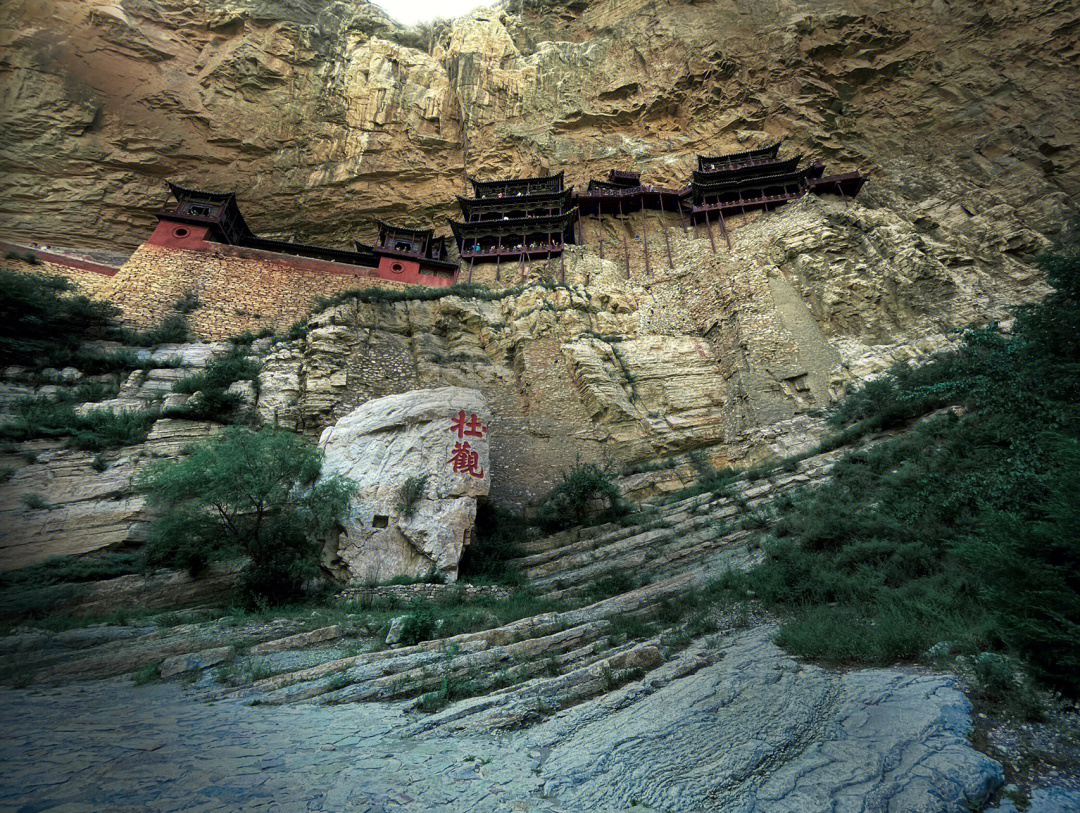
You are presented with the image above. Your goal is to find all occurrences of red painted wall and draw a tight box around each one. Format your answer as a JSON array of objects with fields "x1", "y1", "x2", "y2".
[
  {"x1": 146, "y1": 219, "x2": 457, "y2": 287},
  {"x1": 376, "y1": 255, "x2": 456, "y2": 288}
]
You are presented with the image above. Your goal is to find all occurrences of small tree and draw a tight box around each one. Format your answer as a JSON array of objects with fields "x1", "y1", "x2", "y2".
[
  {"x1": 138, "y1": 426, "x2": 355, "y2": 605},
  {"x1": 535, "y1": 463, "x2": 622, "y2": 531}
]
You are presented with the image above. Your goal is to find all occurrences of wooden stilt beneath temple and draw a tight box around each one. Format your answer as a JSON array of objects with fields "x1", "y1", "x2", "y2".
[
  {"x1": 659, "y1": 197, "x2": 674, "y2": 269},
  {"x1": 704, "y1": 212, "x2": 717, "y2": 253},
  {"x1": 717, "y1": 209, "x2": 731, "y2": 251},
  {"x1": 642, "y1": 215, "x2": 651, "y2": 277}
]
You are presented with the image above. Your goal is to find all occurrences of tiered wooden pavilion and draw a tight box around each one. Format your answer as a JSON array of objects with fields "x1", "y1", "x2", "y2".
[
  {"x1": 449, "y1": 173, "x2": 578, "y2": 279},
  {"x1": 689, "y1": 142, "x2": 865, "y2": 248}
]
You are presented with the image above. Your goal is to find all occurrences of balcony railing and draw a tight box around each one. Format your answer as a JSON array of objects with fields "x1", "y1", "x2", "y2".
[
  {"x1": 460, "y1": 243, "x2": 564, "y2": 260},
  {"x1": 692, "y1": 189, "x2": 805, "y2": 214},
  {"x1": 699, "y1": 155, "x2": 786, "y2": 174}
]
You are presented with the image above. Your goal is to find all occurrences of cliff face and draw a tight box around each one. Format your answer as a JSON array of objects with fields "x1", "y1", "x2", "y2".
[{"x1": 1, "y1": 0, "x2": 1076, "y2": 251}]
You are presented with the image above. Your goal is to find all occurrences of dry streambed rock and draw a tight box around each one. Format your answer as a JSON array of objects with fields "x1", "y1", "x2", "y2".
[{"x1": 318, "y1": 386, "x2": 491, "y2": 583}]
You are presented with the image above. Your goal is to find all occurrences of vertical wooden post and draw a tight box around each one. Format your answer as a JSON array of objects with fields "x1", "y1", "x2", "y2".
[
  {"x1": 577, "y1": 206, "x2": 585, "y2": 248},
  {"x1": 677, "y1": 197, "x2": 689, "y2": 233},
  {"x1": 468, "y1": 255, "x2": 474, "y2": 283},
  {"x1": 642, "y1": 213, "x2": 651, "y2": 277},
  {"x1": 560, "y1": 248, "x2": 565, "y2": 283},
  {"x1": 623, "y1": 229, "x2": 630, "y2": 279},
  {"x1": 705, "y1": 210, "x2": 717, "y2": 253},
  {"x1": 496, "y1": 234, "x2": 501, "y2": 281},
  {"x1": 659, "y1": 195, "x2": 673, "y2": 269},
  {"x1": 597, "y1": 213, "x2": 604, "y2": 260},
  {"x1": 718, "y1": 208, "x2": 732, "y2": 250},
  {"x1": 521, "y1": 232, "x2": 526, "y2": 282}
]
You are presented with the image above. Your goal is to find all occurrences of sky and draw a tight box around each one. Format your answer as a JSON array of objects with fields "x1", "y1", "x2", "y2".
[{"x1": 373, "y1": 0, "x2": 498, "y2": 26}]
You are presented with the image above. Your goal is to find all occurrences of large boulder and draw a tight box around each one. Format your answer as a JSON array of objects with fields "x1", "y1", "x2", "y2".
[{"x1": 318, "y1": 387, "x2": 491, "y2": 584}]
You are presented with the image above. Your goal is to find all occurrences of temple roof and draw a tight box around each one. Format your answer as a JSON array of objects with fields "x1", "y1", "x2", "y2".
[
  {"x1": 447, "y1": 208, "x2": 578, "y2": 242},
  {"x1": 376, "y1": 219, "x2": 435, "y2": 239},
  {"x1": 241, "y1": 235, "x2": 380, "y2": 267},
  {"x1": 697, "y1": 141, "x2": 783, "y2": 170},
  {"x1": 166, "y1": 182, "x2": 239, "y2": 205},
  {"x1": 468, "y1": 171, "x2": 565, "y2": 196},
  {"x1": 692, "y1": 154, "x2": 802, "y2": 184},
  {"x1": 456, "y1": 188, "x2": 572, "y2": 210},
  {"x1": 692, "y1": 163, "x2": 823, "y2": 194}
]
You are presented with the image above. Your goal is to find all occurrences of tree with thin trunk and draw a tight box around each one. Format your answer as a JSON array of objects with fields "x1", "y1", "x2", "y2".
[{"x1": 138, "y1": 426, "x2": 354, "y2": 605}]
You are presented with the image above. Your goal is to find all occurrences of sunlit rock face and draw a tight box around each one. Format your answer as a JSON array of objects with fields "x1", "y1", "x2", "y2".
[
  {"x1": 318, "y1": 387, "x2": 491, "y2": 584},
  {"x1": 0, "y1": 0, "x2": 1075, "y2": 253}
]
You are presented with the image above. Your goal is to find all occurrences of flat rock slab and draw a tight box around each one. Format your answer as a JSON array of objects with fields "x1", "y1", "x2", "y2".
[
  {"x1": 0, "y1": 626, "x2": 1002, "y2": 812},
  {"x1": 525, "y1": 626, "x2": 1003, "y2": 811}
]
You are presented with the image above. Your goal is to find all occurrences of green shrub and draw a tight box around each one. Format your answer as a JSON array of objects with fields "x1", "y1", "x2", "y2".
[
  {"x1": 729, "y1": 239, "x2": 1080, "y2": 705},
  {"x1": 173, "y1": 290, "x2": 200, "y2": 315},
  {"x1": 165, "y1": 350, "x2": 258, "y2": 423},
  {"x1": 112, "y1": 312, "x2": 190, "y2": 346},
  {"x1": 687, "y1": 448, "x2": 715, "y2": 481},
  {"x1": 0, "y1": 553, "x2": 142, "y2": 590},
  {"x1": 130, "y1": 662, "x2": 161, "y2": 685},
  {"x1": 0, "y1": 396, "x2": 157, "y2": 450},
  {"x1": 397, "y1": 475, "x2": 428, "y2": 518},
  {"x1": 138, "y1": 426, "x2": 355, "y2": 606},
  {"x1": 0, "y1": 269, "x2": 118, "y2": 363},
  {"x1": 172, "y1": 353, "x2": 258, "y2": 395},
  {"x1": 396, "y1": 601, "x2": 438, "y2": 646},
  {"x1": 535, "y1": 463, "x2": 623, "y2": 531},
  {"x1": 21, "y1": 492, "x2": 51, "y2": 510}
]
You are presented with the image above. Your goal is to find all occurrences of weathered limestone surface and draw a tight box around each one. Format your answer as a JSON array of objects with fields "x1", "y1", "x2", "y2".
[
  {"x1": 0, "y1": 627, "x2": 1005, "y2": 812},
  {"x1": 254, "y1": 192, "x2": 1050, "y2": 508},
  {"x1": 319, "y1": 387, "x2": 491, "y2": 583},
  {"x1": 525, "y1": 626, "x2": 1003, "y2": 812},
  {"x1": 0, "y1": 0, "x2": 1076, "y2": 255}
]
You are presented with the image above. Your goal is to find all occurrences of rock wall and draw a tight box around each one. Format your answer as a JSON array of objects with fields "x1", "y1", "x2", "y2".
[
  {"x1": 255, "y1": 191, "x2": 1051, "y2": 508},
  {"x1": 0, "y1": 0, "x2": 1075, "y2": 255}
]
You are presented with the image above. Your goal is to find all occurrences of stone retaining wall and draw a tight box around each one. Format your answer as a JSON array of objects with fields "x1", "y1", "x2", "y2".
[
  {"x1": 110, "y1": 243, "x2": 410, "y2": 340},
  {"x1": 335, "y1": 583, "x2": 513, "y2": 605}
]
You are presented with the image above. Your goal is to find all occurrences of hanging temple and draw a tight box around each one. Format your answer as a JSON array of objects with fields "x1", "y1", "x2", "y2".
[{"x1": 150, "y1": 143, "x2": 865, "y2": 288}]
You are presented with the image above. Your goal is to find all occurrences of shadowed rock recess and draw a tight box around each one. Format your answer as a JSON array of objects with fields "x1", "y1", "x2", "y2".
[{"x1": 0, "y1": 0, "x2": 1078, "y2": 811}]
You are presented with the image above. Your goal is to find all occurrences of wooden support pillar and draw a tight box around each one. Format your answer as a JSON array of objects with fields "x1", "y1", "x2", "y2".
[
  {"x1": 677, "y1": 198, "x2": 689, "y2": 233},
  {"x1": 467, "y1": 255, "x2": 474, "y2": 284},
  {"x1": 577, "y1": 207, "x2": 585, "y2": 247},
  {"x1": 642, "y1": 214, "x2": 651, "y2": 277},
  {"x1": 704, "y1": 210, "x2": 717, "y2": 253},
  {"x1": 496, "y1": 234, "x2": 501, "y2": 281},
  {"x1": 597, "y1": 213, "x2": 604, "y2": 260},
  {"x1": 718, "y1": 208, "x2": 732, "y2": 251},
  {"x1": 659, "y1": 196, "x2": 673, "y2": 269},
  {"x1": 520, "y1": 232, "x2": 526, "y2": 282},
  {"x1": 623, "y1": 229, "x2": 630, "y2": 279},
  {"x1": 560, "y1": 248, "x2": 565, "y2": 283}
]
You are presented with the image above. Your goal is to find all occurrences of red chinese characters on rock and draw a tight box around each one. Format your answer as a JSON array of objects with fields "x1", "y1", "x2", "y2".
[
  {"x1": 448, "y1": 441, "x2": 484, "y2": 478},
  {"x1": 447, "y1": 411, "x2": 487, "y2": 479},
  {"x1": 449, "y1": 410, "x2": 488, "y2": 440}
]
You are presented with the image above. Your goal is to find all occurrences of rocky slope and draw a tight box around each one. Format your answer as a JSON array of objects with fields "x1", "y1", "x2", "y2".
[{"x1": 0, "y1": 0, "x2": 1076, "y2": 252}]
